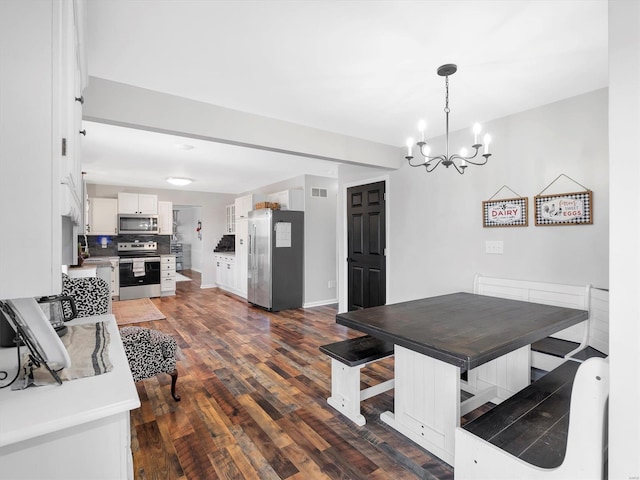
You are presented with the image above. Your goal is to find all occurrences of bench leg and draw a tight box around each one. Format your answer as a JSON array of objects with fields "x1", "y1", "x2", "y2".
[{"x1": 326, "y1": 359, "x2": 367, "y2": 426}]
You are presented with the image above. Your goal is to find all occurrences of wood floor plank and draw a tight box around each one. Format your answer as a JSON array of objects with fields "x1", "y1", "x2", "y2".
[{"x1": 127, "y1": 271, "x2": 457, "y2": 479}]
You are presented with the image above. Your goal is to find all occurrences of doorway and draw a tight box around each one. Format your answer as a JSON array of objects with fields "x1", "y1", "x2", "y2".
[{"x1": 346, "y1": 181, "x2": 386, "y2": 311}]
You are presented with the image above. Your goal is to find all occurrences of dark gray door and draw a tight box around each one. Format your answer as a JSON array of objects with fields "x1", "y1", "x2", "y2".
[{"x1": 347, "y1": 181, "x2": 386, "y2": 311}]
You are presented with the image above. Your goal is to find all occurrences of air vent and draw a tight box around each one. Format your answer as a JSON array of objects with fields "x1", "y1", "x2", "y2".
[{"x1": 311, "y1": 188, "x2": 328, "y2": 198}]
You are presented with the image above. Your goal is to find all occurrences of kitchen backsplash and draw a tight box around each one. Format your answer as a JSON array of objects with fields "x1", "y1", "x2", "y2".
[{"x1": 80, "y1": 234, "x2": 171, "y2": 257}]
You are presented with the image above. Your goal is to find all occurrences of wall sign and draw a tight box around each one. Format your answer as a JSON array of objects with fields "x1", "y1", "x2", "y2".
[
  {"x1": 534, "y1": 190, "x2": 593, "y2": 226},
  {"x1": 482, "y1": 197, "x2": 528, "y2": 228}
]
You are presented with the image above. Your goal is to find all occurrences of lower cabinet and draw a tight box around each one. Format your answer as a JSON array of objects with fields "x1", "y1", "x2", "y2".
[
  {"x1": 215, "y1": 254, "x2": 238, "y2": 294},
  {"x1": 161, "y1": 255, "x2": 176, "y2": 296}
]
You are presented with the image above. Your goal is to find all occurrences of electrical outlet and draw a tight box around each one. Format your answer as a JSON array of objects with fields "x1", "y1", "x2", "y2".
[{"x1": 485, "y1": 240, "x2": 504, "y2": 254}]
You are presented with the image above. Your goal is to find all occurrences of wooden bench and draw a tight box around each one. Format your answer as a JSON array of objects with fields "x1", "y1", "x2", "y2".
[
  {"x1": 473, "y1": 274, "x2": 596, "y2": 371},
  {"x1": 455, "y1": 357, "x2": 609, "y2": 479},
  {"x1": 320, "y1": 335, "x2": 394, "y2": 426}
]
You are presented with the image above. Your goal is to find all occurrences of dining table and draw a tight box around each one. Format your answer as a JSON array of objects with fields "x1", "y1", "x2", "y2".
[{"x1": 335, "y1": 292, "x2": 588, "y2": 465}]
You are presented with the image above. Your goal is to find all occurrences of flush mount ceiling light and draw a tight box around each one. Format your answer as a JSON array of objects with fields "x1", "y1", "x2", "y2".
[
  {"x1": 405, "y1": 64, "x2": 492, "y2": 174},
  {"x1": 166, "y1": 177, "x2": 192, "y2": 186}
]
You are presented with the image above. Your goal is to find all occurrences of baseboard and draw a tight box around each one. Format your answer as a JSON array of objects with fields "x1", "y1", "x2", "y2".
[
  {"x1": 303, "y1": 298, "x2": 338, "y2": 308},
  {"x1": 200, "y1": 283, "x2": 217, "y2": 289}
]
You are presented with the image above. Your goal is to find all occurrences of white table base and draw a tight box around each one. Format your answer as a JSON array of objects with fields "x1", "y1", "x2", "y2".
[{"x1": 380, "y1": 345, "x2": 530, "y2": 465}]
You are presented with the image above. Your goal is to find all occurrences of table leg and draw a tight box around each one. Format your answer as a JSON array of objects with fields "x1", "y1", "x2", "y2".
[
  {"x1": 380, "y1": 345, "x2": 459, "y2": 465},
  {"x1": 464, "y1": 345, "x2": 530, "y2": 404}
]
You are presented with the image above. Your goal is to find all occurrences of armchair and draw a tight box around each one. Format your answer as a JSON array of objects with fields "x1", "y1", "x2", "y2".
[
  {"x1": 119, "y1": 326, "x2": 180, "y2": 401},
  {"x1": 61, "y1": 273, "x2": 111, "y2": 317}
]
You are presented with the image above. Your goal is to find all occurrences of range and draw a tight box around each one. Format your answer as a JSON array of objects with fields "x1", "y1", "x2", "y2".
[{"x1": 118, "y1": 241, "x2": 161, "y2": 300}]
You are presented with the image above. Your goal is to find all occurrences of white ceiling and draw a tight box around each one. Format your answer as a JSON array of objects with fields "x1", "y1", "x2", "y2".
[{"x1": 83, "y1": 0, "x2": 608, "y2": 193}]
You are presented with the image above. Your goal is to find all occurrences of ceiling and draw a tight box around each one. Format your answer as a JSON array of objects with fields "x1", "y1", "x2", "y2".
[{"x1": 83, "y1": 0, "x2": 608, "y2": 194}]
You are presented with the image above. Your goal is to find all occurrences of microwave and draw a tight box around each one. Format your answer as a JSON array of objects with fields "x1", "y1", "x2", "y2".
[{"x1": 118, "y1": 214, "x2": 159, "y2": 234}]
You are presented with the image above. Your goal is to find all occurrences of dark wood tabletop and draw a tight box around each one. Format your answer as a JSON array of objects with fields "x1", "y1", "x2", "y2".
[{"x1": 336, "y1": 292, "x2": 588, "y2": 370}]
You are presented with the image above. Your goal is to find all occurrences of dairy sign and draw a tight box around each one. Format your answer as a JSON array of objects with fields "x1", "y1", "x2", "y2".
[
  {"x1": 534, "y1": 191, "x2": 593, "y2": 226},
  {"x1": 482, "y1": 197, "x2": 528, "y2": 228}
]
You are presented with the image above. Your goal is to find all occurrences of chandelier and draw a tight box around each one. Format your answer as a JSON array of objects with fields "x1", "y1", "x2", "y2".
[{"x1": 405, "y1": 64, "x2": 492, "y2": 174}]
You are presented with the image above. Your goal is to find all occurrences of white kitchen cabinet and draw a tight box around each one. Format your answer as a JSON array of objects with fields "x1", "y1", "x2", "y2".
[
  {"x1": 158, "y1": 201, "x2": 173, "y2": 235},
  {"x1": 225, "y1": 204, "x2": 236, "y2": 234},
  {"x1": 235, "y1": 219, "x2": 249, "y2": 298},
  {"x1": 160, "y1": 255, "x2": 176, "y2": 296},
  {"x1": 234, "y1": 194, "x2": 265, "y2": 220},
  {"x1": 58, "y1": 0, "x2": 86, "y2": 229},
  {"x1": 267, "y1": 189, "x2": 305, "y2": 211},
  {"x1": 88, "y1": 197, "x2": 118, "y2": 235},
  {"x1": 215, "y1": 254, "x2": 237, "y2": 293},
  {"x1": 0, "y1": 0, "x2": 85, "y2": 298},
  {"x1": 0, "y1": 315, "x2": 140, "y2": 480},
  {"x1": 118, "y1": 192, "x2": 158, "y2": 214}
]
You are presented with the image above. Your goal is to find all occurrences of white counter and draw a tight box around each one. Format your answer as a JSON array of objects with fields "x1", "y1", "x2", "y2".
[{"x1": 0, "y1": 314, "x2": 140, "y2": 479}]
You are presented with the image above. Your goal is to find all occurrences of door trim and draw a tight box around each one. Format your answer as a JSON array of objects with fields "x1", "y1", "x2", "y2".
[{"x1": 340, "y1": 174, "x2": 390, "y2": 313}]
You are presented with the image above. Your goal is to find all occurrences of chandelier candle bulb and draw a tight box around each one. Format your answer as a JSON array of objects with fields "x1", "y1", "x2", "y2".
[
  {"x1": 484, "y1": 134, "x2": 491, "y2": 154},
  {"x1": 473, "y1": 123, "x2": 482, "y2": 144},
  {"x1": 406, "y1": 137, "x2": 414, "y2": 157},
  {"x1": 418, "y1": 120, "x2": 426, "y2": 142}
]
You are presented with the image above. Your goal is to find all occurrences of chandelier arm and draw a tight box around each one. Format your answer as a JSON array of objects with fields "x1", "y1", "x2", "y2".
[
  {"x1": 450, "y1": 161, "x2": 467, "y2": 175},
  {"x1": 450, "y1": 153, "x2": 492, "y2": 166},
  {"x1": 424, "y1": 157, "x2": 446, "y2": 172},
  {"x1": 406, "y1": 156, "x2": 426, "y2": 168}
]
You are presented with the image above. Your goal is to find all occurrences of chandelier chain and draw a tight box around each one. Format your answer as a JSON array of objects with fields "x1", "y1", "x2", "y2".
[{"x1": 444, "y1": 75, "x2": 450, "y2": 114}]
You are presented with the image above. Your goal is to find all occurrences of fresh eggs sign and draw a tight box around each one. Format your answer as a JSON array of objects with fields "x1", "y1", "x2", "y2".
[
  {"x1": 483, "y1": 197, "x2": 528, "y2": 228},
  {"x1": 534, "y1": 191, "x2": 593, "y2": 226}
]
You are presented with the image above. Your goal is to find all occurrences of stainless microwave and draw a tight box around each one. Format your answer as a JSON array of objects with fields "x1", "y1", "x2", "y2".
[{"x1": 117, "y1": 214, "x2": 159, "y2": 234}]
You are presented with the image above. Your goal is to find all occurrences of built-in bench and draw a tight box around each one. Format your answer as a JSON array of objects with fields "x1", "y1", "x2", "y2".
[
  {"x1": 320, "y1": 335, "x2": 394, "y2": 426},
  {"x1": 455, "y1": 356, "x2": 609, "y2": 479},
  {"x1": 473, "y1": 275, "x2": 609, "y2": 371}
]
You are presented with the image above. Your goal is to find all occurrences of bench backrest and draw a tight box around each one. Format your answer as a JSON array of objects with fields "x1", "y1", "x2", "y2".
[
  {"x1": 473, "y1": 274, "x2": 591, "y2": 346},
  {"x1": 589, "y1": 288, "x2": 609, "y2": 355},
  {"x1": 563, "y1": 356, "x2": 609, "y2": 478}
]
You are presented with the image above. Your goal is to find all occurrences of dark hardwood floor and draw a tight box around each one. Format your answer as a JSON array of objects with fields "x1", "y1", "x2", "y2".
[{"x1": 128, "y1": 271, "x2": 466, "y2": 479}]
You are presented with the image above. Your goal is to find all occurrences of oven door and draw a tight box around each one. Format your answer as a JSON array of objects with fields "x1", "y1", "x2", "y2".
[{"x1": 119, "y1": 258, "x2": 161, "y2": 287}]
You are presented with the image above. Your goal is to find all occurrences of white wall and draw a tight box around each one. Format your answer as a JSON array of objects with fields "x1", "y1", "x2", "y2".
[
  {"x1": 303, "y1": 175, "x2": 338, "y2": 306},
  {"x1": 609, "y1": 1, "x2": 640, "y2": 476},
  {"x1": 391, "y1": 89, "x2": 608, "y2": 304},
  {"x1": 87, "y1": 184, "x2": 234, "y2": 287}
]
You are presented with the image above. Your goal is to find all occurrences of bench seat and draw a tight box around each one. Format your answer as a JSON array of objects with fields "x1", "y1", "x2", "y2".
[
  {"x1": 455, "y1": 357, "x2": 609, "y2": 479},
  {"x1": 532, "y1": 337, "x2": 607, "y2": 362},
  {"x1": 320, "y1": 335, "x2": 394, "y2": 426},
  {"x1": 462, "y1": 360, "x2": 580, "y2": 468},
  {"x1": 319, "y1": 335, "x2": 394, "y2": 367}
]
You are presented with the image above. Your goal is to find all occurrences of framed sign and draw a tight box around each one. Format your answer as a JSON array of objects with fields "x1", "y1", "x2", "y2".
[
  {"x1": 534, "y1": 190, "x2": 593, "y2": 226},
  {"x1": 482, "y1": 197, "x2": 528, "y2": 228}
]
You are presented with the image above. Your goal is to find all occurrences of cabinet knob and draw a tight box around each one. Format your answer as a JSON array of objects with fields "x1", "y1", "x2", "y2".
[
  {"x1": 79, "y1": 129, "x2": 86, "y2": 136},
  {"x1": 75, "y1": 95, "x2": 85, "y2": 104}
]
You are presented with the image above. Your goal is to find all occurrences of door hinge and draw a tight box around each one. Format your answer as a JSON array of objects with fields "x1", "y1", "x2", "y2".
[
  {"x1": 383, "y1": 192, "x2": 387, "y2": 201},
  {"x1": 61, "y1": 138, "x2": 67, "y2": 156}
]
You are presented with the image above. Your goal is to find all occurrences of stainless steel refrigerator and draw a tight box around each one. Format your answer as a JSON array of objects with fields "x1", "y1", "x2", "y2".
[{"x1": 247, "y1": 209, "x2": 304, "y2": 311}]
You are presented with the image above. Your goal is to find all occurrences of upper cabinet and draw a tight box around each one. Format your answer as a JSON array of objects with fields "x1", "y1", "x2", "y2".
[
  {"x1": 87, "y1": 198, "x2": 118, "y2": 235},
  {"x1": 118, "y1": 192, "x2": 158, "y2": 214},
  {"x1": 225, "y1": 204, "x2": 235, "y2": 234},
  {"x1": 59, "y1": 0, "x2": 87, "y2": 227},
  {"x1": 267, "y1": 189, "x2": 305, "y2": 211},
  {"x1": 234, "y1": 194, "x2": 265, "y2": 220},
  {"x1": 158, "y1": 201, "x2": 173, "y2": 235},
  {"x1": 0, "y1": 0, "x2": 86, "y2": 298}
]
